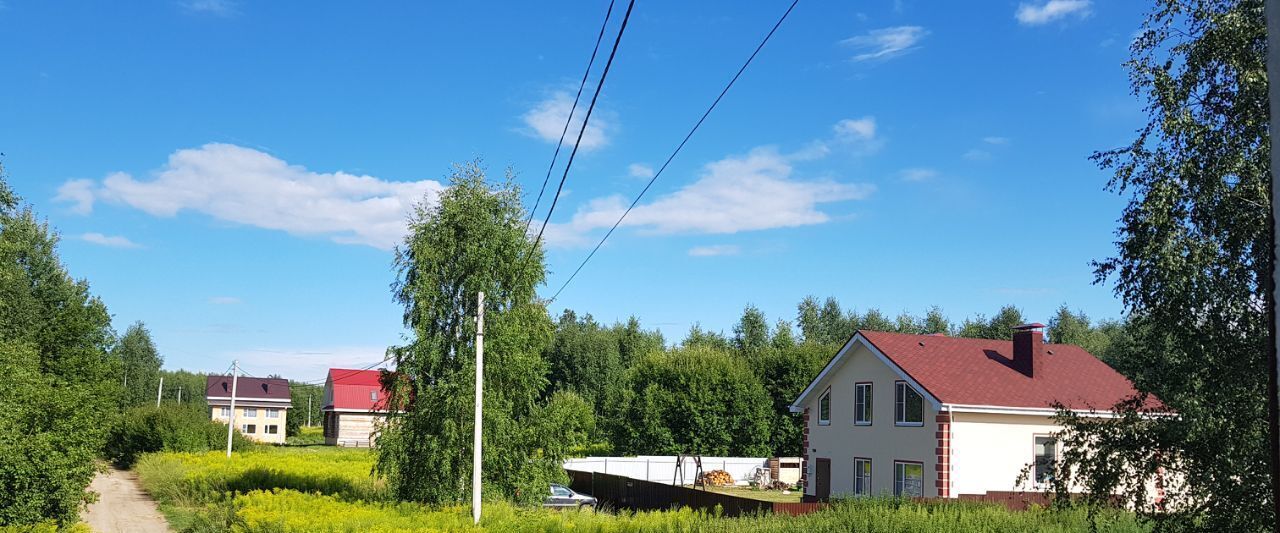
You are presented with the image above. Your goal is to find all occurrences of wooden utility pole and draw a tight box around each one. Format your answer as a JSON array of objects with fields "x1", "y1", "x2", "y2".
[
  {"x1": 472, "y1": 291, "x2": 485, "y2": 525},
  {"x1": 1268, "y1": 1, "x2": 1280, "y2": 528},
  {"x1": 226, "y1": 361, "x2": 240, "y2": 458},
  {"x1": 155, "y1": 376, "x2": 164, "y2": 407}
]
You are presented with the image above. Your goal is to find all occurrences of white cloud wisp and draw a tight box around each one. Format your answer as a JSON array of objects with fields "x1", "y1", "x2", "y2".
[
  {"x1": 1016, "y1": 0, "x2": 1091, "y2": 26},
  {"x1": 521, "y1": 92, "x2": 612, "y2": 151},
  {"x1": 841, "y1": 26, "x2": 928, "y2": 62}
]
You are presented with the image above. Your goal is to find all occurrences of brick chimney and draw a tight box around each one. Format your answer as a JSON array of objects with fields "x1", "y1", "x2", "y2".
[{"x1": 1011, "y1": 323, "x2": 1045, "y2": 378}]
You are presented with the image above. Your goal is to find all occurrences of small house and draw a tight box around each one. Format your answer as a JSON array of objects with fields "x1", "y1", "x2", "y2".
[
  {"x1": 206, "y1": 375, "x2": 292, "y2": 444},
  {"x1": 321, "y1": 368, "x2": 392, "y2": 447},
  {"x1": 790, "y1": 323, "x2": 1162, "y2": 501}
]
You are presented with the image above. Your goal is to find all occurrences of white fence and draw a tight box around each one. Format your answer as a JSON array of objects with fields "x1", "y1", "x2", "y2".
[{"x1": 563, "y1": 456, "x2": 770, "y2": 486}]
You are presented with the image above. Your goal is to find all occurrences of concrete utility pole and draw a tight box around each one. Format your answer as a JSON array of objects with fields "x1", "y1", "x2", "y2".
[
  {"x1": 177, "y1": 386, "x2": 182, "y2": 404},
  {"x1": 307, "y1": 394, "x2": 312, "y2": 427},
  {"x1": 472, "y1": 291, "x2": 485, "y2": 525},
  {"x1": 155, "y1": 376, "x2": 164, "y2": 407},
  {"x1": 1268, "y1": 1, "x2": 1280, "y2": 528},
  {"x1": 226, "y1": 361, "x2": 240, "y2": 458}
]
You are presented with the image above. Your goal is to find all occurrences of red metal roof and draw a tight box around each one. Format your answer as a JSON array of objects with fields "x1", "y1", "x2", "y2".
[
  {"x1": 325, "y1": 368, "x2": 391, "y2": 411},
  {"x1": 858, "y1": 331, "x2": 1161, "y2": 411}
]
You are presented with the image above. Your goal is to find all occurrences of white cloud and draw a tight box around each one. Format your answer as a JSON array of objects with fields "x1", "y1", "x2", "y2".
[
  {"x1": 1015, "y1": 0, "x2": 1091, "y2": 26},
  {"x1": 841, "y1": 26, "x2": 928, "y2": 62},
  {"x1": 79, "y1": 232, "x2": 142, "y2": 249},
  {"x1": 546, "y1": 146, "x2": 874, "y2": 246},
  {"x1": 963, "y1": 149, "x2": 992, "y2": 161},
  {"x1": 899, "y1": 168, "x2": 938, "y2": 182},
  {"x1": 827, "y1": 116, "x2": 883, "y2": 155},
  {"x1": 628, "y1": 163, "x2": 654, "y2": 179},
  {"x1": 688, "y1": 244, "x2": 741, "y2": 257},
  {"x1": 982, "y1": 136, "x2": 1010, "y2": 145},
  {"x1": 57, "y1": 143, "x2": 443, "y2": 250},
  {"x1": 834, "y1": 117, "x2": 876, "y2": 142},
  {"x1": 55, "y1": 179, "x2": 96, "y2": 214},
  {"x1": 209, "y1": 296, "x2": 242, "y2": 305},
  {"x1": 181, "y1": 0, "x2": 237, "y2": 16},
  {"x1": 521, "y1": 92, "x2": 611, "y2": 151}
]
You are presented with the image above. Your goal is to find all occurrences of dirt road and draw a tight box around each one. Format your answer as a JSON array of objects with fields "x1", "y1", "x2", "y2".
[{"x1": 81, "y1": 468, "x2": 170, "y2": 533}]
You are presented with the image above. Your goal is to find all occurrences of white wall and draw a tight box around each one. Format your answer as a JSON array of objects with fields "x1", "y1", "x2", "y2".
[
  {"x1": 563, "y1": 456, "x2": 771, "y2": 486},
  {"x1": 802, "y1": 341, "x2": 939, "y2": 498}
]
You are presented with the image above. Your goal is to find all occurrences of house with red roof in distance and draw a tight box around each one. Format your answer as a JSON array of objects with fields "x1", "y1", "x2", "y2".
[
  {"x1": 206, "y1": 375, "x2": 292, "y2": 444},
  {"x1": 321, "y1": 368, "x2": 393, "y2": 447},
  {"x1": 790, "y1": 323, "x2": 1164, "y2": 502}
]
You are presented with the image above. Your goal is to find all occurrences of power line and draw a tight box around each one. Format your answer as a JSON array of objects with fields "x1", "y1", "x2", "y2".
[
  {"x1": 550, "y1": 0, "x2": 799, "y2": 302},
  {"x1": 525, "y1": 0, "x2": 618, "y2": 235},
  {"x1": 298, "y1": 356, "x2": 392, "y2": 386},
  {"x1": 526, "y1": 0, "x2": 637, "y2": 267}
]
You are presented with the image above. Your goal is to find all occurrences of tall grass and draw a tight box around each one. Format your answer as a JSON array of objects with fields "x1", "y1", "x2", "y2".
[{"x1": 133, "y1": 446, "x2": 1149, "y2": 532}]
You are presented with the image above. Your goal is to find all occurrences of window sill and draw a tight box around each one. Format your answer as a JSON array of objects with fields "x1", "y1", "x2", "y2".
[
  {"x1": 894, "y1": 422, "x2": 924, "y2": 427},
  {"x1": 854, "y1": 421, "x2": 871, "y2": 426},
  {"x1": 817, "y1": 420, "x2": 831, "y2": 426}
]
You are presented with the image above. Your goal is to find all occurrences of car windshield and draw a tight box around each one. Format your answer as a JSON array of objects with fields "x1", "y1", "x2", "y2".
[{"x1": 550, "y1": 485, "x2": 571, "y2": 497}]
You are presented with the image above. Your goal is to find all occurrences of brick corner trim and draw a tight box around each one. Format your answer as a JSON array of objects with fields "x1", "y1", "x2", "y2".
[{"x1": 935, "y1": 411, "x2": 952, "y2": 498}]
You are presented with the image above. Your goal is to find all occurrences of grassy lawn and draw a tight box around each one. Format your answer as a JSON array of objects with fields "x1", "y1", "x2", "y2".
[
  {"x1": 285, "y1": 426, "x2": 325, "y2": 446},
  {"x1": 129, "y1": 445, "x2": 1149, "y2": 532},
  {"x1": 704, "y1": 485, "x2": 803, "y2": 503}
]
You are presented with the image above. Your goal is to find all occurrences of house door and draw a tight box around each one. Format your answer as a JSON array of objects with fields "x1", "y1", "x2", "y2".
[{"x1": 815, "y1": 458, "x2": 831, "y2": 499}]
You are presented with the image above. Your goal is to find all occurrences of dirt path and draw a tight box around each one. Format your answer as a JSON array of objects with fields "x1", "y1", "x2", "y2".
[{"x1": 81, "y1": 468, "x2": 171, "y2": 533}]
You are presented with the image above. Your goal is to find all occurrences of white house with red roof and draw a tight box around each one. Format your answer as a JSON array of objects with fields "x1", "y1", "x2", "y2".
[
  {"x1": 321, "y1": 368, "x2": 392, "y2": 447},
  {"x1": 790, "y1": 323, "x2": 1160, "y2": 501}
]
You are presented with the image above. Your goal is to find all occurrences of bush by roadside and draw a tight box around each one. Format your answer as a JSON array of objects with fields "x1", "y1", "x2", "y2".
[{"x1": 105, "y1": 406, "x2": 254, "y2": 468}]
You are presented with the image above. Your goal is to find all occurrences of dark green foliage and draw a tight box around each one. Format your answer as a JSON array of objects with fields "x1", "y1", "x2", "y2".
[
  {"x1": 105, "y1": 405, "x2": 254, "y2": 467},
  {"x1": 0, "y1": 166, "x2": 118, "y2": 526},
  {"x1": 681, "y1": 323, "x2": 732, "y2": 351},
  {"x1": 732, "y1": 304, "x2": 770, "y2": 355},
  {"x1": 956, "y1": 305, "x2": 1026, "y2": 340},
  {"x1": 756, "y1": 344, "x2": 830, "y2": 456},
  {"x1": 770, "y1": 319, "x2": 796, "y2": 350},
  {"x1": 1046, "y1": 1, "x2": 1272, "y2": 529},
  {"x1": 610, "y1": 346, "x2": 772, "y2": 456},
  {"x1": 157, "y1": 369, "x2": 208, "y2": 412},
  {"x1": 545, "y1": 310, "x2": 622, "y2": 415},
  {"x1": 377, "y1": 161, "x2": 567, "y2": 506},
  {"x1": 613, "y1": 316, "x2": 664, "y2": 368}
]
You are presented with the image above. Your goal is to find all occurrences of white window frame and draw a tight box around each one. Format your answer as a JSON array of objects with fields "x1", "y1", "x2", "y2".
[
  {"x1": 219, "y1": 407, "x2": 230, "y2": 418},
  {"x1": 1032, "y1": 435, "x2": 1058, "y2": 487},
  {"x1": 370, "y1": 390, "x2": 379, "y2": 401},
  {"x1": 817, "y1": 387, "x2": 832, "y2": 426},
  {"x1": 243, "y1": 407, "x2": 257, "y2": 418},
  {"x1": 854, "y1": 382, "x2": 873, "y2": 426},
  {"x1": 853, "y1": 458, "x2": 872, "y2": 496},
  {"x1": 893, "y1": 461, "x2": 923, "y2": 497},
  {"x1": 265, "y1": 425, "x2": 279, "y2": 435},
  {"x1": 894, "y1": 381, "x2": 924, "y2": 427},
  {"x1": 265, "y1": 408, "x2": 279, "y2": 419},
  {"x1": 241, "y1": 424, "x2": 256, "y2": 434}
]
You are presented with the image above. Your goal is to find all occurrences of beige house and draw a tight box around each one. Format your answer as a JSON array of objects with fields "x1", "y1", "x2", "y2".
[
  {"x1": 790, "y1": 324, "x2": 1159, "y2": 500},
  {"x1": 206, "y1": 375, "x2": 292, "y2": 444},
  {"x1": 321, "y1": 368, "x2": 392, "y2": 447}
]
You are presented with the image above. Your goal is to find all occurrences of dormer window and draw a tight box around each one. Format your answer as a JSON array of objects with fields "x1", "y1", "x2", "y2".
[
  {"x1": 817, "y1": 387, "x2": 831, "y2": 426},
  {"x1": 894, "y1": 381, "x2": 924, "y2": 426}
]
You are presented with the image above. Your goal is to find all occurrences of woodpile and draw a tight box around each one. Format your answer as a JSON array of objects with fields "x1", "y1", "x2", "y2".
[{"x1": 699, "y1": 469, "x2": 734, "y2": 487}]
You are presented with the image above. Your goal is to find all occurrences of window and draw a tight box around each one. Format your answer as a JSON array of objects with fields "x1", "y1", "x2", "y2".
[
  {"x1": 265, "y1": 408, "x2": 279, "y2": 419},
  {"x1": 894, "y1": 382, "x2": 924, "y2": 426},
  {"x1": 265, "y1": 425, "x2": 279, "y2": 435},
  {"x1": 551, "y1": 485, "x2": 572, "y2": 497},
  {"x1": 1034, "y1": 436, "x2": 1058, "y2": 485},
  {"x1": 817, "y1": 388, "x2": 831, "y2": 425},
  {"x1": 854, "y1": 383, "x2": 873, "y2": 425},
  {"x1": 854, "y1": 458, "x2": 872, "y2": 496},
  {"x1": 894, "y1": 461, "x2": 923, "y2": 497},
  {"x1": 243, "y1": 407, "x2": 257, "y2": 418},
  {"x1": 219, "y1": 407, "x2": 230, "y2": 418},
  {"x1": 241, "y1": 424, "x2": 256, "y2": 434},
  {"x1": 370, "y1": 390, "x2": 379, "y2": 401}
]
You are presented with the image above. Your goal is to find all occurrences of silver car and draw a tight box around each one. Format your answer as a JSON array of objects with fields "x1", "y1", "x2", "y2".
[{"x1": 544, "y1": 483, "x2": 597, "y2": 510}]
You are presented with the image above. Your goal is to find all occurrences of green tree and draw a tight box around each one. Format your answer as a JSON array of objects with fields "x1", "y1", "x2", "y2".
[
  {"x1": 545, "y1": 309, "x2": 623, "y2": 415},
  {"x1": 756, "y1": 343, "x2": 829, "y2": 456},
  {"x1": 1043, "y1": 1, "x2": 1271, "y2": 529},
  {"x1": 796, "y1": 295, "x2": 822, "y2": 344},
  {"x1": 957, "y1": 305, "x2": 1026, "y2": 340},
  {"x1": 770, "y1": 318, "x2": 796, "y2": 350},
  {"x1": 115, "y1": 322, "x2": 163, "y2": 408},
  {"x1": 817, "y1": 297, "x2": 848, "y2": 345},
  {"x1": 921, "y1": 306, "x2": 951, "y2": 335},
  {"x1": 0, "y1": 166, "x2": 118, "y2": 525},
  {"x1": 1046, "y1": 305, "x2": 1115, "y2": 357},
  {"x1": 732, "y1": 304, "x2": 770, "y2": 356},
  {"x1": 611, "y1": 346, "x2": 771, "y2": 456},
  {"x1": 681, "y1": 323, "x2": 731, "y2": 351},
  {"x1": 288, "y1": 381, "x2": 323, "y2": 437},
  {"x1": 376, "y1": 161, "x2": 561, "y2": 505},
  {"x1": 857, "y1": 308, "x2": 894, "y2": 333},
  {"x1": 613, "y1": 316, "x2": 663, "y2": 368}
]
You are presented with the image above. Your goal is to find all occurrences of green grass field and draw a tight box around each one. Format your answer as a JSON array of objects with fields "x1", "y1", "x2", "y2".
[
  {"x1": 132, "y1": 446, "x2": 1151, "y2": 532},
  {"x1": 703, "y1": 485, "x2": 802, "y2": 503}
]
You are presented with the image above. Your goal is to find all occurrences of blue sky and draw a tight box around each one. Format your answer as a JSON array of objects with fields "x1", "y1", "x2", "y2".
[{"x1": 0, "y1": 0, "x2": 1147, "y2": 379}]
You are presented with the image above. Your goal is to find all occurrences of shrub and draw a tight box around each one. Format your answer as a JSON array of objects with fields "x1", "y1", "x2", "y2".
[{"x1": 105, "y1": 405, "x2": 254, "y2": 467}]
